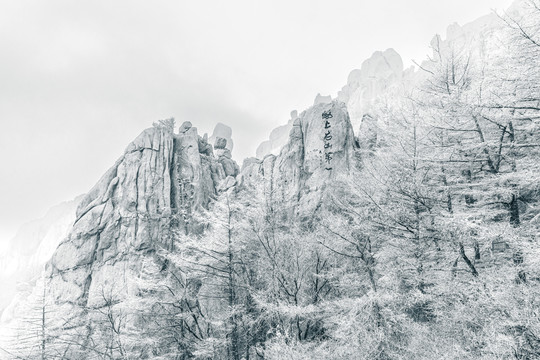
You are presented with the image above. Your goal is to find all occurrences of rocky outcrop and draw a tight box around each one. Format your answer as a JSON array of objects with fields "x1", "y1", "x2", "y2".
[
  {"x1": 209, "y1": 122, "x2": 234, "y2": 153},
  {"x1": 258, "y1": 50, "x2": 406, "y2": 159},
  {"x1": 242, "y1": 101, "x2": 358, "y2": 220},
  {"x1": 2, "y1": 98, "x2": 358, "y2": 358},
  {"x1": 40, "y1": 119, "x2": 239, "y2": 316},
  {"x1": 1, "y1": 101, "x2": 356, "y2": 358},
  {"x1": 256, "y1": 94, "x2": 337, "y2": 159}
]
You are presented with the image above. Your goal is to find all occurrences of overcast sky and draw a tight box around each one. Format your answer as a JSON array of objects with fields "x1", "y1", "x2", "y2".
[{"x1": 0, "y1": 0, "x2": 514, "y2": 246}]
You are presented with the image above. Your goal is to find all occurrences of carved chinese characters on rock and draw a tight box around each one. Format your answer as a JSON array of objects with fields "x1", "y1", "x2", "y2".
[{"x1": 322, "y1": 109, "x2": 333, "y2": 170}]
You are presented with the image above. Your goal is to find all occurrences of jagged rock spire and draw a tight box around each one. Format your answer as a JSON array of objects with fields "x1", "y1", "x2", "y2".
[{"x1": 46, "y1": 119, "x2": 240, "y2": 310}]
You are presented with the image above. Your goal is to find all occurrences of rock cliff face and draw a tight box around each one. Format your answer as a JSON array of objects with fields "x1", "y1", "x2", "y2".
[
  {"x1": 1, "y1": 101, "x2": 359, "y2": 357},
  {"x1": 255, "y1": 93, "x2": 336, "y2": 159},
  {"x1": 257, "y1": 49, "x2": 407, "y2": 158},
  {"x1": 243, "y1": 101, "x2": 358, "y2": 220},
  {"x1": 44, "y1": 119, "x2": 239, "y2": 312},
  {"x1": 35, "y1": 100, "x2": 356, "y2": 316},
  {"x1": 0, "y1": 96, "x2": 360, "y2": 360}
]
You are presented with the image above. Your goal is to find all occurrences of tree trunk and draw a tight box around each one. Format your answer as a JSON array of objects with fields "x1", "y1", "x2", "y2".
[
  {"x1": 226, "y1": 197, "x2": 240, "y2": 360},
  {"x1": 459, "y1": 242, "x2": 479, "y2": 277},
  {"x1": 510, "y1": 193, "x2": 520, "y2": 227}
]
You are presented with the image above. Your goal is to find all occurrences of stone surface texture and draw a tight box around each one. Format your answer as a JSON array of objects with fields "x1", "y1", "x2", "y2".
[
  {"x1": 243, "y1": 101, "x2": 358, "y2": 219},
  {"x1": 41, "y1": 120, "x2": 239, "y2": 314}
]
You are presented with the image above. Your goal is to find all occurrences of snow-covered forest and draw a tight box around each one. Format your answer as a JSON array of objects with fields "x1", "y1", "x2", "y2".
[{"x1": 1, "y1": 1, "x2": 540, "y2": 359}]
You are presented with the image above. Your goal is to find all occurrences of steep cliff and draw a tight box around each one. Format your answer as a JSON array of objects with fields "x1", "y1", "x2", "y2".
[
  {"x1": 23, "y1": 119, "x2": 240, "y2": 327},
  {"x1": 256, "y1": 49, "x2": 408, "y2": 158},
  {"x1": 0, "y1": 100, "x2": 359, "y2": 358},
  {"x1": 243, "y1": 100, "x2": 358, "y2": 220},
  {"x1": 42, "y1": 100, "x2": 357, "y2": 307},
  {"x1": 255, "y1": 92, "x2": 338, "y2": 159}
]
